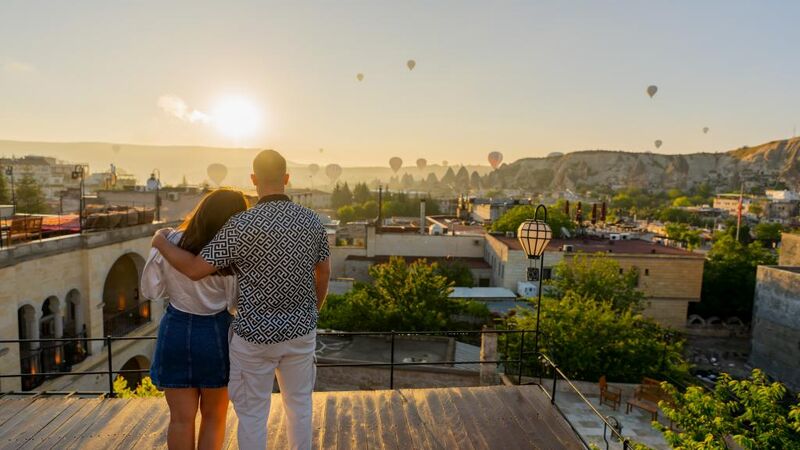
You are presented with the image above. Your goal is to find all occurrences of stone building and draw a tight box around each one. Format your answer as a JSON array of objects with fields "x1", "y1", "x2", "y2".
[{"x1": 750, "y1": 233, "x2": 800, "y2": 391}]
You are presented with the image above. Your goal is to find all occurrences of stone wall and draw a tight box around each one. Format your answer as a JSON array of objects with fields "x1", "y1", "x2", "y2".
[
  {"x1": 778, "y1": 232, "x2": 800, "y2": 266},
  {"x1": 750, "y1": 266, "x2": 800, "y2": 391},
  {"x1": 316, "y1": 361, "x2": 480, "y2": 391}
]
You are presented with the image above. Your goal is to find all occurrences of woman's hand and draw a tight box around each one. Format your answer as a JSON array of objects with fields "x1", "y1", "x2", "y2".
[{"x1": 151, "y1": 228, "x2": 173, "y2": 250}]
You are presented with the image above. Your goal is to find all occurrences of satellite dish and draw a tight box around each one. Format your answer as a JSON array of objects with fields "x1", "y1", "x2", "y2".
[{"x1": 647, "y1": 85, "x2": 658, "y2": 98}]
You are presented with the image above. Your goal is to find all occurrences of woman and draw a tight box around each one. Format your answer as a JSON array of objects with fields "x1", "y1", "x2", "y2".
[{"x1": 141, "y1": 188, "x2": 248, "y2": 450}]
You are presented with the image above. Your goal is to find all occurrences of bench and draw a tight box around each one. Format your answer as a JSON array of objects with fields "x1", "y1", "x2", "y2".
[
  {"x1": 626, "y1": 379, "x2": 670, "y2": 421},
  {"x1": 4, "y1": 216, "x2": 43, "y2": 246},
  {"x1": 598, "y1": 375, "x2": 622, "y2": 410}
]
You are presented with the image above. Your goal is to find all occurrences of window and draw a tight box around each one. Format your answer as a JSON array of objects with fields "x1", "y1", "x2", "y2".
[
  {"x1": 542, "y1": 268, "x2": 553, "y2": 280},
  {"x1": 619, "y1": 268, "x2": 624, "y2": 274},
  {"x1": 645, "y1": 268, "x2": 650, "y2": 276}
]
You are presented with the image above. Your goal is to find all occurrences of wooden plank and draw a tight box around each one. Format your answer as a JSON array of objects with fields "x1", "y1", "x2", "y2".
[
  {"x1": 399, "y1": 389, "x2": 451, "y2": 450},
  {"x1": 468, "y1": 387, "x2": 537, "y2": 450},
  {"x1": 442, "y1": 388, "x2": 494, "y2": 449},
  {"x1": 424, "y1": 388, "x2": 475, "y2": 450},
  {"x1": 57, "y1": 399, "x2": 132, "y2": 449},
  {"x1": 333, "y1": 393, "x2": 353, "y2": 450},
  {"x1": 345, "y1": 391, "x2": 370, "y2": 450},
  {"x1": 385, "y1": 391, "x2": 414, "y2": 450},
  {"x1": 18, "y1": 399, "x2": 88, "y2": 450},
  {"x1": 0, "y1": 399, "x2": 37, "y2": 429},
  {"x1": 268, "y1": 394, "x2": 288, "y2": 449},
  {"x1": 113, "y1": 399, "x2": 166, "y2": 450},
  {"x1": 516, "y1": 386, "x2": 584, "y2": 449},
  {"x1": 372, "y1": 390, "x2": 401, "y2": 450},
  {"x1": 46, "y1": 398, "x2": 124, "y2": 449},
  {"x1": 354, "y1": 391, "x2": 378, "y2": 449},
  {"x1": 80, "y1": 399, "x2": 155, "y2": 450},
  {"x1": 490, "y1": 387, "x2": 559, "y2": 449},
  {"x1": 0, "y1": 398, "x2": 72, "y2": 448},
  {"x1": 125, "y1": 403, "x2": 169, "y2": 450},
  {"x1": 29, "y1": 398, "x2": 104, "y2": 450},
  {"x1": 317, "y1": 393, "x2": 338, "y2": 450}
]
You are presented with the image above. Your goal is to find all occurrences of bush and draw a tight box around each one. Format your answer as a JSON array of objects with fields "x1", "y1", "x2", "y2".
[{"x1": 114, "y1": 376, "x2": 163, "y2": 398}]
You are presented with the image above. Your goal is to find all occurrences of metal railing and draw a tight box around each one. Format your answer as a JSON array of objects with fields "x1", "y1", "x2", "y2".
[
  {"x1": 0, "y1": 329, "x2": 534, "y2": 397},
  {"x1": 102, "y1": 300, "x2": 152, "y2": 337},
  {"x1": 536, "y1": 353, "x2": 633, "y2": 450}
]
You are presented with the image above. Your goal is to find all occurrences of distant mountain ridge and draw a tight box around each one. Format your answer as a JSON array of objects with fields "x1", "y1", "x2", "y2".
[{"x1": 484, "y1": 137, "x2": 800, "y2": 192}]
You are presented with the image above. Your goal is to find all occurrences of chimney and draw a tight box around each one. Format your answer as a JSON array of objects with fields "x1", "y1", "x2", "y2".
[{"x1": 420, "y1": 198, "x2": 426, "y2": 235}]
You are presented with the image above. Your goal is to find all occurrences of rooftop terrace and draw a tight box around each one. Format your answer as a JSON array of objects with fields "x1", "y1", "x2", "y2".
[{"x1": 0, "y1": 386, "x2": 584, "y2": 449}]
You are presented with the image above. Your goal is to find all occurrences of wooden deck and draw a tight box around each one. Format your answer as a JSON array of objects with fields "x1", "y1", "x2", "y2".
[{"x1": 0, "y1": 385, "x2": 584, "y2": 449}]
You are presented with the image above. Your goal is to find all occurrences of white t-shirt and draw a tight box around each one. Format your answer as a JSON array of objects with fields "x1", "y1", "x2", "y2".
[{"x1": 141, "y1": 230, "x2": 238, "y2": 315}]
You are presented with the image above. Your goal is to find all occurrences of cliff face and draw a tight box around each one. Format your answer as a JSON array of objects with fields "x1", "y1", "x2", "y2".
[{"x1": 486, "y1": 137, "x2": 800, "y2": 191}]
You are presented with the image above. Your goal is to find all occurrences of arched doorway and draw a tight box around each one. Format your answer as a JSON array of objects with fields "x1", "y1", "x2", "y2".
[
  {"x1": 119, "y1": 355, "x2": 150, "y2": 390},
  {"x1": 102, "y1": 253, "x2": 149, "y2": 336},
  {"x1": 64, "y1": 289, "x2": 88, "y2": 366},
  {"x1": 17, "y1": 304, "x2": 42, "y2": 390}
]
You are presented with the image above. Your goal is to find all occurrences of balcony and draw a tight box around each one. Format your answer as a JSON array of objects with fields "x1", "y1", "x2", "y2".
[{"x1": 103, "y1": 300, "x2": 151, "y2": 337}]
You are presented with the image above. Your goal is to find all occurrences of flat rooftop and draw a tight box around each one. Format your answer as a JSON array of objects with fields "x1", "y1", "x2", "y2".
[
  {"x1": 346, "y1": 254, "x2": 492, "y2": 269},
  {"x1": 0, "y1": 386, "x2": 583, "y2": 449},
  {"x1": 492, "y1": 235, "x2": 700, "y2": 257}
]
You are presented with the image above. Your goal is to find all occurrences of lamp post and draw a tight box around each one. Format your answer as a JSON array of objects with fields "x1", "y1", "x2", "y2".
[
  {"x1": 71, "y1": 165, "x2": 85, "y2": 234},
  {"x1": 516, "y1": 204, "x2": 552, "y2": 359},
  {"x1": 149, "y1": 170, "x2": 161, "y2": 222},
  {"x1": 5, "y1": 165, "x2": 15, "y2": 215}
]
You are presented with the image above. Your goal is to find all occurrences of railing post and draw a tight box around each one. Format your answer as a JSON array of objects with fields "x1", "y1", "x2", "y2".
[
  {"x1": 389, "y1": 331, "x2": 395, "y2": 389},
  {"x1": 550, "y1": 362, "x2": 558, "y2": 405},
  {"x1": 106, "y1": 336, "x2": 115, "y2": 398},
  {"x1": 517, "y1": 330, "x2": 525, "y2": 385}
]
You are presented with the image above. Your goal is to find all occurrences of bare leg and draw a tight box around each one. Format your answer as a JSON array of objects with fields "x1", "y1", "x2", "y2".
[
  {"x1": 198, "y1": 387, "x2": 229, "y2": 450},
  {"x1": 165, "y1": 388, "x2": 200, "y2": 450}
]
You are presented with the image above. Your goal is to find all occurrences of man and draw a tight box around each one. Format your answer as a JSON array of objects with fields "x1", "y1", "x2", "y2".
[{"x1": 152, "y1": 149, "x2": 330, "y2": 450}]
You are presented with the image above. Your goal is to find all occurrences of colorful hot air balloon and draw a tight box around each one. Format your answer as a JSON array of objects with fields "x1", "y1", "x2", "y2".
[
  {"x1": 488, "y1": 151, "x2": 503, "y2": 170},
  {"x1": 647, "y1": 85, "x2": 658, "y2": 98},
  {"x1": 356, "y1": 73, "x2": 364, "y2": 82},
  {"x1": 407, "y1": 59, "x2": 416, "y2": 71},
  {"x1": 703, "y1": 127, "x2": 710, "y2": 134},
  {"x1": 389, "y1": 157, "x2": 403, "y2": 173},
  {"x1": 207, "y1": 163, "x2": 228, "y2": 186},
  {"x1": 308, "y1": 163, "x2": 320, "y2": 176},
  {"x1": 325, "y1": 164, "x2": 342, "y2": 182},
  {"x1": 416, "y1": 158, "x2": 427, "y2": 171},
  {"x1": 654, "y1": 140, "x2": 663, "y2": 149}
]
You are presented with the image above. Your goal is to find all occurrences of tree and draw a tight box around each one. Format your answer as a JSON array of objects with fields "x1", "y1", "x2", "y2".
[
  {"x1": 330, "y1": 182, "x2": 353, "y2": 209},
  {"x1": 665, "y1": 223, "x2": 703, "y2": 250},
  {"x1": 455, "y1": 166, "x2": 470, "y2": 191},
  {"x1": 441, "y1": 167, "x2": 456, "y2": 185},
  {"x1": 694, "y1": 234, "x2": 777, "y2": 319},
  {"x1": 470, "y1": 171, "x2": 482, "y2": 190},
  {"x1": 352, "y1": 182, "x2": 372, "y2": 204},
  {"x1": 551, "y1": 253, "x2": 645, "y2": 312},
  {"x1": 337, "y1": 205, "x2": 356, "y2": 223},
  {"x1": 503, "y1": 293, "x2": 688, "y2": 382},
  {"x1": 672, "y1": 196, "x2": 693, "y2": 207},
  {"x1": 435, "y1": 259, "x2": 475, "y2": 287},
  {"x1": 0, "y1": 168, "x2": 9, "y2": 204},
  {"x1": 318, "y1": 257, "x2": 489, "y2": 331},
  {"x1": 16, "y1": 175, "x2": 48, "y2": 214},
  {"x1": 658, "y1": 370, "x2": 800, "y2": 449},
  {"x1": 491, "y1": 204, "x2": 575, "y2": 238},
  {"x1": 754, "y1": 222, "x2": 782, "y2": 244}
]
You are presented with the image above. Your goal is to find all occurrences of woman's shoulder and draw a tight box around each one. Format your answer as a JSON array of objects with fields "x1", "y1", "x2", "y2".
[{"x1": 167, "y1": 229, "x2": 183, "y2": 244}]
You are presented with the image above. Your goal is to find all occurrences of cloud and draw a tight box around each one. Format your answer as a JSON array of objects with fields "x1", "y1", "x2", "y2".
[
  {"x1": 2, "y1": 60, "x2": 38, "y2": 75},
  {"x1": 157, "y1": 94, "x2": 211, "y2": 123}
]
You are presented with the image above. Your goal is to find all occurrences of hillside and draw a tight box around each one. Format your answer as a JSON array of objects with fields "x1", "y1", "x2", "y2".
[{"x1": 484, "y1": 137, "x2": 800, "y2": 192}]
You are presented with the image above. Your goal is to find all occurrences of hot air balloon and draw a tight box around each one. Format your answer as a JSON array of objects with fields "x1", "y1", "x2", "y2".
[
  {"x1": 407, "y1": 59, "x2": 416, "y2": 71},
  {"x1": 416, "y1": 158, "x2": 427, "y2": 171},
  {"x1": 654, "y1": 140, "x2": 663, "y2": 149},
  {"x1": 389, "y1": 157, "x2": 403, "y2": 173},
  {"x1": 356, "y1": 73, "x2": 364, "y2": 82},
  {"x1": 325, "y1": 164, "x2": 342, "y2": 182},
  {"x1": 319, "y1": 148, "x2": 324, "y2": 153},
  {"x1": 308, "y1": 163, "x2": 320, "y2": 176},
  {"x1": 207, "y1": 163, "x2": 228, "y2": 186},
  {"x1": 703, "y1": 127, "x2": 710, "y2": 134},
  {"x1": 488, "y1": 151, "x2": 503, "y2": 170},
  {"x1": 647, "y1": 85, "x2": 658, "y2": 98}
]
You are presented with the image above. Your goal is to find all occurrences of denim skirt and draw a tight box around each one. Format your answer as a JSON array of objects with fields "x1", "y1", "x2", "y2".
[{"x1": 150, "y1": 304, "x2": 232, "y2": 389}]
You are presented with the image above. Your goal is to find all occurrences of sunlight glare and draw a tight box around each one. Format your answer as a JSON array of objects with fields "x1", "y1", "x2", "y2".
[{"x1": 212, "y1": 95, "x2": 263, "y2": 140}]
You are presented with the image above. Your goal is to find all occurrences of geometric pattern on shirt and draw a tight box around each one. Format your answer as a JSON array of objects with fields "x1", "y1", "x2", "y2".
[{"x1": 200, "y1": 196, "x2": 330, "y2": 344}]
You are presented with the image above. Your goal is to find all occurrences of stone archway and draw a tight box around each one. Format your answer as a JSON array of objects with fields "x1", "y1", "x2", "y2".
[
  {"x1": 119, "y1": 355, "x2": 151, "y2": 389},
  {"x1": 64, "y1": 289, "x2": 83, "y2": 337},
  {"x1": 17, "y1": 304, "x2": 41, "y2": 390},
  {"x1": 102, "y1": 253, "x2": 148, "y2": 336}
]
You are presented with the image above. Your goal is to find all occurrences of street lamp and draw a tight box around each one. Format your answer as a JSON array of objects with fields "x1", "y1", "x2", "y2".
[
  {"x1": 4, "y1": 165, "x2": 15, "y2": 215},
  {"x1": 71, "y1": 165, "x2": 85, "y2": 234},
  {"x1": 516, "y1": 204, "x2": 552, "y2": 359},
  {"x1": 149, "y1": 170, "x2": 161, "y2": 222}
]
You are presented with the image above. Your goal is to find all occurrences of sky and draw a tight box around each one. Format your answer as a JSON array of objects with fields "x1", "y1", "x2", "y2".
[{"x1": 1, "y1": 0, "x2": 799, "y2": 167}]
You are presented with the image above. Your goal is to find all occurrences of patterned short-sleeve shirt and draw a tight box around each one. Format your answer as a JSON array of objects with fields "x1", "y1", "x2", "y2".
[{"x1": 200, "y1": 194, "x2": 330, "y2": 344}]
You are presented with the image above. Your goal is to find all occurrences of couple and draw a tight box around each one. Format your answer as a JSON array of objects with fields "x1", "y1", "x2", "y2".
[{"x1": 141, "y1": 150, "x2": 330, "y2": 450}]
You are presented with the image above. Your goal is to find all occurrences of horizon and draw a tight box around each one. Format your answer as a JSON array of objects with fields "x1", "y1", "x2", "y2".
[{"x1": 2, "y1": 1, "x2": 800, "y2": 167}]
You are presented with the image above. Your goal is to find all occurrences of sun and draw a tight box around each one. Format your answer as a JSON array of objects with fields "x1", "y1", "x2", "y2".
[{"x1": 211, "y1": 95, "x2": 263, "y2": 141}]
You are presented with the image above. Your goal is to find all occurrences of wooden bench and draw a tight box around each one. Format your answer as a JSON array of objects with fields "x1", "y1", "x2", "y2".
[
  {"x1": 598, "y1": 375, "x2": 622, "y2": 410},
  {"x1": 4, "y1": 216, "x2": 43, "y2": 246},
  {"x1": 626, "y1": 379, "x2": 670, "y2": 421}
]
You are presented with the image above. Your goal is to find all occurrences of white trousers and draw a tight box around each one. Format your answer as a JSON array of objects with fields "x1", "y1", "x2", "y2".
[{"x1": 229, "y1": 331, "x2": 316, "y2": 450}]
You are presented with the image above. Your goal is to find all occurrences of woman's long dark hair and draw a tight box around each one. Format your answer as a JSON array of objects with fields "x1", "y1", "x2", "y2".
[{"x1": 177, "y1": 188, "x2": 248, "y2": 260}]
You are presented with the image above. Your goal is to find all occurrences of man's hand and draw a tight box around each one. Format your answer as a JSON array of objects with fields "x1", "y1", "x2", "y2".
[{"x1": 151, "y1": 228, "x2": 218, "y2": 281}]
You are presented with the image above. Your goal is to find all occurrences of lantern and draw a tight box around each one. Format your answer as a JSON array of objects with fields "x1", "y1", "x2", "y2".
[{"x1": 517, "y1": 217, "x2": 552, "y2": 259}]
